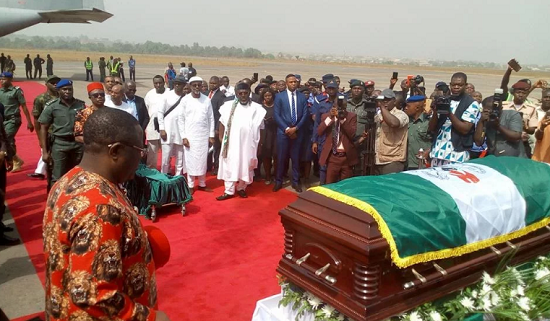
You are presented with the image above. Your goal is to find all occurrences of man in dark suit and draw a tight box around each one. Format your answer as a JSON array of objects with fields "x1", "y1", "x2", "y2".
[
  {"x1": 207, "y1": 76, "x2": 227, "y2": 174},
  {"x1": 124, "y1": 80, "x2": 150, "y2": 131},
  {"x1": 317, "y1": 102, "x2": 358, "y2": 184},
  {"x1": 273, "y1": 74, "x2": 309, "y2": 192}
]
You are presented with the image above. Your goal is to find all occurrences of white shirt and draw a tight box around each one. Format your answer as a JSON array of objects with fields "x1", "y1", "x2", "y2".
[
  {"x1": 105, "y1": 100, "x2": 138, "y2": 120},
  {"x1": 286, "y1": 89, "x2": 297, "y2": 117},
  {"x1": 144, "y1": 88, "x2": 167, "y2": 141},
  {"x1": 157, "y1": 90, "x2": 184, "y2": 145},
  {"x1": 179, "y1": 67, "x2": 189, "y2": 79},
  {"x1": 221, "y1": 85, "x2": 235, "y2": 97}
]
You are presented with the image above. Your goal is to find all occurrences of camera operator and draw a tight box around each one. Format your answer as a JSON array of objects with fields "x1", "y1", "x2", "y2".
[
  {"x1": 405, "y1": 95, "x2": 432, "y2": 170},
  {"x1": 502, "y1": 81, "x2": 538, "y2": 157},
  {"x1": 312, "y1": 79, "x2": 338, "y2": 185},
  {"x1": 428, "y1": 72, "x2": 480, "y2": 166},
  {"x1": 356, "y1": 89, "x2": 408, "y2": 175},
  {"x1": 317, "y1": 98, "x2": 358, "y2": 184},
  {"x1": 474, "y1": 96, "x2": 525, "y2": 157}
]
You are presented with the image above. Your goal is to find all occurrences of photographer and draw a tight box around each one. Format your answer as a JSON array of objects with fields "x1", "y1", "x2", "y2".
[
  {"x1": 502, "y1": 81, "x2": 538, "y2": 157},
  {"x1": 312, "y1": 79, "x2": 338, "y2": 185},
  {"x1": 357, "y1": 89, "x2": 409, "y2": 175},
  {"x1": 428, "y1": 72, "x2": 480, "y2": 166},
  {"x1": 317, "y1": 99, "x2": 358, "y2": 184},
  {"x1": 474, "y1": 96, "x2": 524, "y2": 157}
]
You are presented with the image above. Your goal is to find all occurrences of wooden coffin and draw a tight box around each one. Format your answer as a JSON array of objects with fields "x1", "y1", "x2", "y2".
[{"x1": 276, "y1": 190, "x2": 550, "y2": 321}]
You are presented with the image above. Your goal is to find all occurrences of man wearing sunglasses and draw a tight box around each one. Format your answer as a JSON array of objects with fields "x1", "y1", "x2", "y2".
[
  {"x1": 38, "y1": 79, "x2": 85, "y2": 184},
  {"x1": 74, "y1": 82, "x2": 106, "y2": 144},
  {"x1": 28, "y1": 75, "x2": 59, "y2": 184}
]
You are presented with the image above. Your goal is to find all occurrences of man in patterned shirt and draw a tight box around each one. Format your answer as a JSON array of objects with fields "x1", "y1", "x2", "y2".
[
  {"x1": 43, "y1": 107, "x2": 171, "y2": 321},
  {"x1": 74, "y1": 82, "x2": 106, "y2": 143},
  {"x1": 428, "y1": 72, "x2": 480, "y2": 167}
]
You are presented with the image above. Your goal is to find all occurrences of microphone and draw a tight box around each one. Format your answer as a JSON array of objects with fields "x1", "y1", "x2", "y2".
[{"x1": 143, "y1": 225, "x2": 171, "y2": 269}]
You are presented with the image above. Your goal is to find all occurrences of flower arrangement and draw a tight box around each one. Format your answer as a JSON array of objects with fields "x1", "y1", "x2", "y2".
[{"x1": 278, "y1": 254, "x2": 550, "y2": 321}]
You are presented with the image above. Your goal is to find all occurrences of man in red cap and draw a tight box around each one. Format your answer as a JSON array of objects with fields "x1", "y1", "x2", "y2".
[
  {"x1": 364, "y1": 80, "x2": 375, "y2": 97},
  {"x1": 502, "y1": 81, "x2": 538, "y2": 157},
  {"x1": 74, "y1": 82, "x2": 106, "y2": 143}
]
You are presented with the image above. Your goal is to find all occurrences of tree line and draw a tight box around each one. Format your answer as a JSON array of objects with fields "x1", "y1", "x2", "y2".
[{"x1": 0, "y1": 36, "x2": 275, "y2": 59}]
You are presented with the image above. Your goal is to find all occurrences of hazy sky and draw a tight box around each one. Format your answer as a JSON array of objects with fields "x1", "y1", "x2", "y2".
[{"x1": 13, "y1": 0, "x2": 550, "y2": 65}]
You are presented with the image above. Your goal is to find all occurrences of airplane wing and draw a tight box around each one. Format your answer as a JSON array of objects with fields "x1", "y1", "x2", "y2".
[{"x1": 38, "y1": 8, "x2": 113, "y2": 24}]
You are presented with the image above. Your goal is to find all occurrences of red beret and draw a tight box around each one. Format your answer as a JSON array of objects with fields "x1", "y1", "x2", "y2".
[
  {"x1": 365, "y1": 80, "x2": 375, "y2": 87},
  {"x1": 512, "y1": 81, "x2": 530, "y2": 90},
  {"x1": 143, "y1": 225, "x2": 171, "y2": 269},
  {"x1": 87, "y1": 82, "x2": 104, "y2": 93}
]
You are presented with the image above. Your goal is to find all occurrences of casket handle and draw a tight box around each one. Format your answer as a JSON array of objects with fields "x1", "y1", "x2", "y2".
[
  {"x1": 432, "y1": 263, "x2": 448, "y2": 276},
  {"x1": 506, "y1": 241, "x2": 517, "y2": 249},
  {"x1": 411, "y1": 268, "x2": 427, "y2": 284},
  {"x1": 296, "y1": 253, "x2": 311, "y2": 266},
  {"x1": 315, "y1": 263, "x2": 331, "y2": 276}
]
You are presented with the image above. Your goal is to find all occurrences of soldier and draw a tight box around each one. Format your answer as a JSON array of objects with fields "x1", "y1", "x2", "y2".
[
  {"x1": 33, "y1": 54, "x2": 45, "y2": 79},
  {"x1": 98, "y1": 57, "x2": 106, "y2": 82},
  {"x1": 0, "y1": 72, "x2": 35, "y2": 172},
  {"x1": 28, "y1": 75, "x2": 60, "y2": 190},
  {"x1": 46, "y1": 54, "x2": 54, "y2": 77},
  {"x1": 38, "y1": 79, "x2": 85, "y2": 184}
]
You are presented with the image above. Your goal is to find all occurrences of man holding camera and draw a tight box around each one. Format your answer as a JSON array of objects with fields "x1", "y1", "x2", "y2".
[
  {"x1": 357, "y1": 89, "x2": 409, "y2": 175},
  {"x1": 474, "y1": 96, "x2": 524, "y2": 157},
  {"x1": 317, "y1": 98, "x2": 358, "y2": 184},
  {"x1": 428, "y1": 72, "x2": 480, "y2": 166},
  {"x1": 312, "y1": 79, "x2": 338, "y2": 185}
]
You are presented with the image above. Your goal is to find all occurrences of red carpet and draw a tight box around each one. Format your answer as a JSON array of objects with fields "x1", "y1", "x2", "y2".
[{"x1": 6, "y1": 82, "x2": 298, "y2": 320}]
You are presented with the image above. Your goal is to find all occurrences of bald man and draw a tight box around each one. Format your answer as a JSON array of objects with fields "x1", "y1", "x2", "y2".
[
  {"x1": 105, "y1": 84, "x2": 138, "y2": 120},
  {"x1": 124, "y1": 80, "x2": 149, "y2": 131}
]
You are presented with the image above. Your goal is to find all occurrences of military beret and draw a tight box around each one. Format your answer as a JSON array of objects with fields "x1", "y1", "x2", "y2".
[
  {"x1": 365, "y1": 80, "x2": 375, "y2": 87},
  {"x1": 406, "y1": 95, "x2": 426, "y2": 103},
  {"x1": 46, "y1": 75, "x2": 60, "y2": 84},
  {"x1": 56, "y1": 79, "x2": 73, "y2": 89},
  {"x1": 512, "y1": 81, "x2": 530, "y2": 90},
  {"x1": 350, "y1": 80, "x2": 365, "y2": 88},
  {"x1": 0, "y1": 72, "x2": 13, "y2": 78}
]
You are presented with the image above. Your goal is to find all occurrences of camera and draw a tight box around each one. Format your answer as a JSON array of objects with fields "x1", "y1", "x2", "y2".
[
  {"x1": 413, "y1": 75, "x2": 424, "y2": 85},
  {"x1": 358, "y1": 97, "x2": 377, "y2": 125},
  {"x1": 489, "y1": 88, "x2": 504, "y2": 122},
  {"x1": 337, "y1": 95, "x2": 346, "y2": 118},
  {"x1": 435, "y1": 96, "x2": 451, "y2": 115}
]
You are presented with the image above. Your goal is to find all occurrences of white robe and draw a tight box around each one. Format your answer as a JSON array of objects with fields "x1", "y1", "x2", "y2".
[
  {"x1": 157, "y1": 90, "x2": 184, "y2": 145},
  {"x1": 217, "y1": 100, "x2": 266, "y2": 184},
  {"x1": 177, "y1": 93, "x2": 215, "y2": 176},
  {"x1": 144, "y1": 88, "x2": 167, "y2": 141}
]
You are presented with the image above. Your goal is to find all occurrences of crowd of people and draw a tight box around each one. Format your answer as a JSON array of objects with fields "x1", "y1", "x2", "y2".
[
  {"x1": 0, "y1": 58, "x2": 549, "y2": 320},
  {"x1": 1, "y1": 52, "x2": 54, "y2": 79}
]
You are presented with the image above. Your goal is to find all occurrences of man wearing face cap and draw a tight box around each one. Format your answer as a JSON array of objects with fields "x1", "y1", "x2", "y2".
[
  {"x1": 178, "y1": 76, "x2": 215, "y2": 193},
  {"x1": 216, "y1": 82, "x2": 265, "y2": 200},
  {"x1": 38, "y1": 79, "x2": 85, "y2": 184}
]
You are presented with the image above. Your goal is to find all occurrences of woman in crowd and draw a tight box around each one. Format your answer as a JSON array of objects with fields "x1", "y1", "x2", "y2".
[{"x1": 260, "y1": 88, "x2": 277, "y2": 184}]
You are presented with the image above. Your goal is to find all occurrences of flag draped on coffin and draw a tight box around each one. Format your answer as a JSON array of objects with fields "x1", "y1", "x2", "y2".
[{"x1": 310, "y1": 156, "x2": 550, "y2": 269}]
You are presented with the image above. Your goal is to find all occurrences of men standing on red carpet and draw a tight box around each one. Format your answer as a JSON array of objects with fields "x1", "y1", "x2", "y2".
[
  {"x1": 0, "y1": 103, "x2": 19, "y2": 246},
  {"x1": 43, "y1": 108, "x2": 171, "y2": 321},
  {"x1": 216, "y1": 82, "x2": 265, "y2": 200}
]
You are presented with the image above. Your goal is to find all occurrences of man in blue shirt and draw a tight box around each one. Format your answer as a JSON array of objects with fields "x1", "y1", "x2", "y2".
[{"x1": 128, "y1": 56, "x2": 136, "y2": 81}]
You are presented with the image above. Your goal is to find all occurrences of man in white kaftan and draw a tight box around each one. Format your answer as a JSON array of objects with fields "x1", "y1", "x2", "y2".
[
  {"x1": 144, "y1": 75, "x2": 167, "y2": 169},
  {"x1": 216, "y1": 83, "x2": 266, "y2": 200},
  {"x1": 178, "y1": 76, "x2": 215, "y2": 192},
  {"x1": 158, "y1": 76, "x2": 186, "y2": 175}
]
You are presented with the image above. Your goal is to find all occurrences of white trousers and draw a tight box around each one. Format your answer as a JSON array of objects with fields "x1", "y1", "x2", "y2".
[
  {"x1": 224, "y1": 180, "x2": 247, "y2": 195},
  {"x1": 161, "y1": 144, "x2": 185, "y2": 175},
  {"x1": 34, "y1": 149, "x2": 47, "y2": 175},
  {"x1": 187, "y1": 174, "x2": 206, "y2": 189},
  {"x1": 147, "y1": 140, "x2": 161, "y2": 169}
]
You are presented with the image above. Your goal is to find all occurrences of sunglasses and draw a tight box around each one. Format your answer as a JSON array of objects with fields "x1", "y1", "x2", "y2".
[
  {"x1": 91, "y1": 93, "x2": 106, "y2": 98},
  {"x1": 108, "y1": 142, "x2": 146, "y2": 157}
]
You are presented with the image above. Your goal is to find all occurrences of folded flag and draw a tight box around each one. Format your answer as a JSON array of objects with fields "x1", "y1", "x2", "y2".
[{"x1": 310, "y1": 156, "x2": 550, "y2": 268}]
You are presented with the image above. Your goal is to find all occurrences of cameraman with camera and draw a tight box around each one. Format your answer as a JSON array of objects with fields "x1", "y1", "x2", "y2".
[
  {"x1": 317, "y1": 95, "x2": 358, "y2": 184},
  {"x1": 312, "y1": 79, "x2": 338, "y2": 185},
  {"x1": 474, "y1": 95, "x2": 524, "y2": 157},
  {"x1": 428, "y1": 72, "x2": 480, "y2": 166}
]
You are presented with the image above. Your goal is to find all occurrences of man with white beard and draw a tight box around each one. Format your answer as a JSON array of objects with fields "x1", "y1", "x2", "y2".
[
  {"x1": 158, "y1": 76, "x2": 186, "y2": 175},
  {"x1": 178, "y1": 76, "x2": 215, "y2": 193},
  {"x1": 144, "y1": 75, "x2": 167, "y2": 169},
  {"x1": 216, "y1": 82, "x2": 265, "y2": 200}
]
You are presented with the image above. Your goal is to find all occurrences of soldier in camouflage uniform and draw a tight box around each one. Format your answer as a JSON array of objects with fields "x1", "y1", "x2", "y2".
[
  {"x1": 38, "y1": 79, "x2": 85, "y2": 184},
  {"x1": 0, "y1": 72, "x2": 35, "y2": 172},
  {"x1": 28, "y1": 75, "x2": 59, "y2": 190}
]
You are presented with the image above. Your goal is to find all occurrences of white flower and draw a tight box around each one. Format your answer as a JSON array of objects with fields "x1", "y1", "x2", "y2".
[
  {"x1": 409, "y1": 311, "x2": 423, "y2": 321},
  {"x1": 321, "y1": 305, "x2": 335, "y2": 318},
  {"x1": 460, "y1": 297, "x2": 475, "y2": 310},
  {"x1": 490, "y1": 292, "x2": 501, "y2": 306},
  {"x1": 482, "y1": 271, "x2": 496, "y2": 285},
  {"x1": 481, "y1": 296, "x2": 493, "y2": 311},
  {"x1": 519, "y1": 312, "x2": 530, "y2": 321},
  {"x1": 538, "y1": 256, "x2": 547, "y2": 261},
  {"x1": 516, "y1": 285, "x2": 525, "y2": 296},
  {"x1": 307, "y1": 295, "x2": 322, "y2": 309},
  {"x1": 481, "y1": 283, "x2": 492, "y2": 295},
  {"x1": 429, "y1": 311, "x2": 442, "y2": 321},
  {"x1": 510, "y1": 268, "x2": 525, "y2": 285},
  {"x1": 535, "y1": 267, "x2": 550, "y2": 281},
  {"x1": 510, "y1": 289, "x2": 517, "y2": 297},
  {"x1": 518, "y1": 297, "x2": 531, "y2": 311},
  {"x1": 471, "y1": 290, "x2": 478, "y2": 299},
  {"x1": 336, "y1": 314, "x2": 345, "y2": 321}
]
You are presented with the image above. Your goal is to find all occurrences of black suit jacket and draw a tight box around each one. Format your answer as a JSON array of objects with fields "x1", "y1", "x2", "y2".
[
  {"x1": 210, "y1": 90, "x2": 226, "y2": 130},
  {"x1": 125, "y1": 95, "x2": 149, "y2": 131}
]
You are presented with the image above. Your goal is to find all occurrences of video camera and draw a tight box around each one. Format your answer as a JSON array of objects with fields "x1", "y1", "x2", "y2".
[
  {"x1": 489, "y1": 88, "x2": 504, "y2": 122},
  {"x1": 407, "y1": 75, "x2": 425, "y2": 87},
  {"x1": 337, "y1": 95, "x2": 346, "y2": 119},
  {"x1": 357, "y1": 97, "x2": 377, "y2": 126},
  {"x1": 435, "y1": 96, "x2": 451, "y2": 115}
]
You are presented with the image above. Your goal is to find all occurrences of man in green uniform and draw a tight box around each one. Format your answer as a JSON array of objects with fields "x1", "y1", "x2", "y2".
[
  {"x1": 38, "y1": 79, "x2": 85, "y2": 184},
  {"x1": 98, "y1": 57, "x2": 106, "y2": 82},
  {"x1": 29, "y1": 75, "x2": 59, "y2": 188},
  {"x1": 404, "y1": 95, "x2": 432, "y2": 170},
  {"x1": 0, "y1": 72, "x2": 35, "y2": 172}
]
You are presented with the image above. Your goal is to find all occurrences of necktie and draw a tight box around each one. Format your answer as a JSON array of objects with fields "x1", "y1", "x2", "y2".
[
  {"x1": 332, "y1": 121, "x2": 339, "y2": 154},
  {"x1": 291, "y1": 92, "x2": 296, "y2": 125},
  {"x1": 208, "y1": 91, "x2": 213, "y2": 99}
]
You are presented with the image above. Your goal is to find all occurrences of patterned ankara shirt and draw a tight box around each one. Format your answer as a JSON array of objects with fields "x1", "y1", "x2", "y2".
[
  {"x1": 43, "y1": 167, "x2": 157, "y2": 321},
  {"x1": 429, "y1": 100, "x2": 480, "y2": 163},
  {"x1": 73, "y1": 105, "x2": 99, "y2": 137}
]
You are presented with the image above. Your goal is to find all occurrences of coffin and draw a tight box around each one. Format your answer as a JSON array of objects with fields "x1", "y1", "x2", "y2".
[{"x1": 277, "y1": 157, "x2": 550, "y2": 321}]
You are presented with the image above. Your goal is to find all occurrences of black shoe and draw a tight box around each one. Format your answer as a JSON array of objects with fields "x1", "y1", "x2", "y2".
[
  {"x1": 272, "y1": 183, "x2": 282, "y2": 192},
  {"x1": 237, "y1": 190, "x2": 248, "y2": 198},
  {"x1": 0, "y1": 235, "x2": 20, "y2": 246},
  {"x1": 27, "y1": 173, "x2": 45, "y2": 180},
  {"x1": 198, "y1": 186, "x2": 213, "y2": 192},
  {"x1": 292, "y1": 184, "x2": 303, "y2": 193},
  {"x1": 2, "y1": 226, "x2": 14, "y2": 232},
  {"x1": 216, "y1": 193, "x2": 234, "y2": 201}
]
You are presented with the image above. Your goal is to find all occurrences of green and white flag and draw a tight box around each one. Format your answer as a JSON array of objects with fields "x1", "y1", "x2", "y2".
[{"x1": 310, "y1": 156, "x2": 550, "y2": 268}]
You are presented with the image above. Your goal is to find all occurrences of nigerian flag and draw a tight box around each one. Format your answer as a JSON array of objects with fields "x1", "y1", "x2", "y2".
[{"x1": 310, "y1": 156, "x2": 550, "y2": 269}]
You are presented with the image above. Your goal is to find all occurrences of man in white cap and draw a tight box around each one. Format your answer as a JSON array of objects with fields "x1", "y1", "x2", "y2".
[{"x1": 178, "y1": 76, "x2": 215, "y2": 193}]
